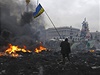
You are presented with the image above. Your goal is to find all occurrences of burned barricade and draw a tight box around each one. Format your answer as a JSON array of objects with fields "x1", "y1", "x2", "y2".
[{"x1": 0, "y1": 42, "x2": 100, "y2": 75}]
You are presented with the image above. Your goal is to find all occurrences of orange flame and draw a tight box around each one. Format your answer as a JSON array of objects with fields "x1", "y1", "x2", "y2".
[
  {"x1": 34, "y1": 45, "x2": 46, "y2": 53},
  {"x1": 5, "y1": 44, "x2": 31, "y2": 57},
  {"x1": 89, "y1": 50, "x2": 95, "y2": 53},
  {"x1": 0, "y1": 52, "x2": 5, "y2": 57}
]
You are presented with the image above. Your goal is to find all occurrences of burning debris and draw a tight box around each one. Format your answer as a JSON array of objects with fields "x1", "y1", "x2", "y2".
[
  {"x1": 0, "y1": 52, "x2": 5, "y2": 57},
  {"x1": 0, "y1": 43, "x2": 47, "y2": 58},
  {"x1": 0, "y1": 49, "x2": 100, "y2": 75},
  {"x1": 5, "y1": 44, "x2": 32, "y2": 57},
  {"x1": 34, "y1": 44, "x2": 47, "y2": 53}
]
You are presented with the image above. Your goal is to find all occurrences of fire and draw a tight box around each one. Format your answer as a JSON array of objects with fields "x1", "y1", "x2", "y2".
[
  {"x1": 35, "y1": 45, "x2": 47, "y2": 53},
  {"x1": 0, "y1": 52, "x2": 5, "y2": 57},
  {"x1": 5, "y1": 44, "x2": 31, "y2": 57},
  {"x1": 89, "y1": 50, "x2": 95, "y2": 53},
  {"x1": 0, "y1": 43, "x2": 47, "y2": 57}
]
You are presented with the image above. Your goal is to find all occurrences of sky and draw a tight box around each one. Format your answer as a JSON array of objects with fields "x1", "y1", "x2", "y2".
[{"x1": 21, "y1": 0, "x2": 100, "y2": 32}]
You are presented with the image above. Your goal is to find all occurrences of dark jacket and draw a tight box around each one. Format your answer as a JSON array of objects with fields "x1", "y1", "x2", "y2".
[{"x1": 60, "y1": 41, "x2": 71, "y2": 54}]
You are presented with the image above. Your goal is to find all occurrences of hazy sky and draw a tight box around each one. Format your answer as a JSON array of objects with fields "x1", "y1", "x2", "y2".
[
  {"x1": 33, "y1": 0, "x2": 99, "y2": 32},
  {"x1": 22, "y1": 0, "x2": 100, "y2": 32}
]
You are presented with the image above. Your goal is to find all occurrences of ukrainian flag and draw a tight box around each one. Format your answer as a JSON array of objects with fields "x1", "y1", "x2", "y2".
[{"x1": 33, "y1": 4, "x2": 44, "y2": 18}]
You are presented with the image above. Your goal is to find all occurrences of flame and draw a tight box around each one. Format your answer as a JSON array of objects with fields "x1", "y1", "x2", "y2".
[
  {"x1": 35, "y1": 45, "x2": 46, "y2": 53},
  {"x1": 5, "y1": 44, "x2": 31, "y2": 57},
  {"x1": 0, "y1": 52, "x2": 5, "y2": 57},
  {"x1": 89, "y1": 50, "x2": 95, "y2": 53},
  {"x1": 0, "y1": 43, "x2": 47, "y2": 57}
]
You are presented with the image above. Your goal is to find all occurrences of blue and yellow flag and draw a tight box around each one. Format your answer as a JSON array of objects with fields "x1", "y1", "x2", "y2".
[{"x1": 33, "y1": 4, "x2": 44, "y2": 18}]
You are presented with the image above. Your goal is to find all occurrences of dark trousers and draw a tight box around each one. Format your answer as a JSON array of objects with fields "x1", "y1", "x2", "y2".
[{"x1": 62, "y1": 53, "x2": 70, "y2": 64}]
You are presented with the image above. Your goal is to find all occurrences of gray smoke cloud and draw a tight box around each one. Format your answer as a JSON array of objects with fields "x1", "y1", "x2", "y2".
[{"x1": 0, "y1": 0, "x2": 46, "y2": 48}]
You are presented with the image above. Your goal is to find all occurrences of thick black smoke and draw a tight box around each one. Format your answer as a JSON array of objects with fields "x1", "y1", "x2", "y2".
[
  {"x1": 0, "y1": 0, "x2": 46, "y2": 48},
  {"x1": 0, "y1": 0, "x2": 23, "y2": 36}
]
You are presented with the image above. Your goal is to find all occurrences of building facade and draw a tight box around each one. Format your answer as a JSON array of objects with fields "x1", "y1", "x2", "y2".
[
  {"x1": 45, "y1": 26, "x2": 80, "y2": 41},
  {"x1": 90, "y1": 31, "x2": 100, "y2": 41}
]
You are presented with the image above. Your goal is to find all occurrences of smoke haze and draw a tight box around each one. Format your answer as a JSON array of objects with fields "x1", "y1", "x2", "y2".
[{"x1": 0, "y1": 0, "x2": 46, "y2": 47}]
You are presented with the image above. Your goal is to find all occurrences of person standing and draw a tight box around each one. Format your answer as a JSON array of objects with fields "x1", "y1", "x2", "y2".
[{"x1": 60, "y1": 38, "x2": 71, "y2": 64}]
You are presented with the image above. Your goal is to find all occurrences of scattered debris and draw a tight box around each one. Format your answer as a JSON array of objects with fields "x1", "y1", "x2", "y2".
[{"x1": 0, "y1": 50, "x2": 100, "y2": 75}]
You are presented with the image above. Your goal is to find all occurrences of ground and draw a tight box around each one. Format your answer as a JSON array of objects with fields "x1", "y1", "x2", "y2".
[{"x1": 0, "y1": 51, "x2": 100, "y2": 75}]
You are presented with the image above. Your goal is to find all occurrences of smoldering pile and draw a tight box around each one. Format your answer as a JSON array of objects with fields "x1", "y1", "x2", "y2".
[{"x1": 0, "y1": 50, "x2": 100, "y2": 75}]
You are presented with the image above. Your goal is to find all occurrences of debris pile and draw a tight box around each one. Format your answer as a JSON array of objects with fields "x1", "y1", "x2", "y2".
[{"x1": 0, "y1": 50, "x2": 100, "y2": 75}]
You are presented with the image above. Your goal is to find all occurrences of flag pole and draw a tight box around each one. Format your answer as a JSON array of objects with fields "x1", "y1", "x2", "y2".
[
  {"x1": 26, "y1": 4, "x2": 28, "y2": 12},
  {"x1": 36, "y1": 0, "x2": 62, "y2": 39},
  {"x1": 44, "y1": 11, "x2": 62, "y2": 39},
  {"x1": 37, "y1": 0, "x2": 39, "y2": 6}
]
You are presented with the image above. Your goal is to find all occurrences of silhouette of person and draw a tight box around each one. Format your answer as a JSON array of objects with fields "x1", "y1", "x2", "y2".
[{"x1": 60, "y1": 38, "x2": 71, "y2": 64}]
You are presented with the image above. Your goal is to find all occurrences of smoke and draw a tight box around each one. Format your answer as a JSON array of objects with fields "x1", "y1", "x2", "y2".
[
  {"x1": 0, "y1": 0, "x2": 46, "y2": 47},
  {"x1": 0, "y1": 0, "x2": 22, "y2": 35}
]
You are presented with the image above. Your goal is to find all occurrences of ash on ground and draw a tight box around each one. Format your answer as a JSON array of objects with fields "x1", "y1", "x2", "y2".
[{"x1": 0, "y1": 50, "x2": 100, "y2": 75}]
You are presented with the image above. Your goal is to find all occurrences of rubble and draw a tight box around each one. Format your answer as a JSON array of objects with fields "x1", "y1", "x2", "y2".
[{"x1": 0, "y1": 50, "x2": 100, "y2": 75}]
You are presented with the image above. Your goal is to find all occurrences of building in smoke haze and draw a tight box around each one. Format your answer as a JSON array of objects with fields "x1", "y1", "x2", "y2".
[
  {"x1": 45, "y1": 26, "x2": 80, "y2": 41},
  {"x1": 45, "y1": 18, "x2": 100, "y2": 42},
  {"x1": 90, "y1": 31, "x2": 100, "y2": 41}
]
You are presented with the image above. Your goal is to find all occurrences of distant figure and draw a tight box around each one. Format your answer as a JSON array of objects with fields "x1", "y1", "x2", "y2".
[{"x1": 60, "y1": 38, "x2": 71, "y2": 64}]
